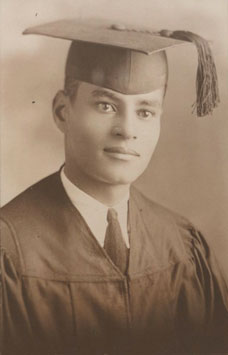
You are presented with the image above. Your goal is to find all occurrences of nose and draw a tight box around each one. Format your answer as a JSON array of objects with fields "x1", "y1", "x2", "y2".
[{"x1": 111, "y1": 108, "x2": 137, "y2": 140}]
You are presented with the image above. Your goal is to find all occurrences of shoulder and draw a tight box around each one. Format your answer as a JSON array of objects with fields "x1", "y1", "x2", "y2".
[
  {"x1": 0, "y1": 171, "x2": 66, "y2": 249},
  {"x1": 131, "y1": 185, "x2": 194, "y2": 228},
  {"x1": 130, "y1": 186, "x2": 207, "y2": 261},
  {"x1": 1, "y1": 171, "x2": 62, "y2": 222},
  {"x1": 0, "y1": 170, "x2": 70, "y2": 272}
]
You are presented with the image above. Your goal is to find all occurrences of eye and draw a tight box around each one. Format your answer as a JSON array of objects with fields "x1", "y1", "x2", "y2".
[
  {"x1": 96, "y1": 102, "x2": 116, "y2": 113},
  {"x1": 137, "y1": 109, "x2": 156, "y2": 120}
]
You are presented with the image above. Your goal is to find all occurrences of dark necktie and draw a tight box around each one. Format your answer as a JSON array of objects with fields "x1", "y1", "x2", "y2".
[{"x1": 104, "y1": 208, "x2": 129, "y2": 275}]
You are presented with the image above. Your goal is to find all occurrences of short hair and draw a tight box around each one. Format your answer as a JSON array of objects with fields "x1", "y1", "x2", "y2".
[{"x1": 64, "y1": 76, "x2": 81, "y2": 102}]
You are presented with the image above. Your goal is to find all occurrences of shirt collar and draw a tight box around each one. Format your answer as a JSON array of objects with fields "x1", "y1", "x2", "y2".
[{"x1": 60, "y1": 168, "x2": 130, "y2": 247}]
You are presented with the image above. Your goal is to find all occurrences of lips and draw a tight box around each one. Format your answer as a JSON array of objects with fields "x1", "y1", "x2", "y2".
[{"x1": 104, "y1": 146, "x2": 140, "y2": 156}]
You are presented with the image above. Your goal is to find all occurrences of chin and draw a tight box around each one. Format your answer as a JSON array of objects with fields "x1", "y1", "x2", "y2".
[
  {"x1": 99, "y1": 168, "x2": 144, "y2": 186},
  {"x1": 94, "y1": 159, "x2": 150, "y2": 186}
]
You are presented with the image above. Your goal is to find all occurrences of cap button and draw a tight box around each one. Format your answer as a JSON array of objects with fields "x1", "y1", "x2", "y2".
[
  {"x1": 110, "y1": 24, "x2": 126, "y2": 31},
  {"x1": 160, "y1": 29, "x2": 173, "y2": 37}
]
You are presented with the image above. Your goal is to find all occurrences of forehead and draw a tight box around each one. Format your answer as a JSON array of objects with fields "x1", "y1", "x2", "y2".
[{"x1": 76, "y1": 82, "x2": 165, "y2": 106}]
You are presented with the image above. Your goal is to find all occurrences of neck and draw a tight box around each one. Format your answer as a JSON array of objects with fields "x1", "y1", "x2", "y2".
[{"x1": 64, "y1": 166, "x2": 130, "y2": 206}]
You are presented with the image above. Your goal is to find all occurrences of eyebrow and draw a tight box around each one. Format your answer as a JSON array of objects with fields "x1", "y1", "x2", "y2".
[
  {"x1": 91, "y1": 89, "x2": 161, "y2": 108},
  {"x1": 137, "y1": 100, "x2": 161, "y2": 108}
]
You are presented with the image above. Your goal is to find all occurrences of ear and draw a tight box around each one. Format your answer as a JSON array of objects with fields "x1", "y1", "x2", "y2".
[{"x1": 52, "y1": 90, "x2": 70, "y2": 133}]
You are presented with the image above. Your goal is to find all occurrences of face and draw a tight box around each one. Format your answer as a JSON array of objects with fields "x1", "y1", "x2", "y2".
[{"x1": 54, "y1": 82, "x2": 164, "y2": 187}]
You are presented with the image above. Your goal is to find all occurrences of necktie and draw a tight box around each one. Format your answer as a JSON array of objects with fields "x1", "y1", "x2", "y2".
[{"x1": 104, "y1": 208, "x2": 129, "y2": 274}]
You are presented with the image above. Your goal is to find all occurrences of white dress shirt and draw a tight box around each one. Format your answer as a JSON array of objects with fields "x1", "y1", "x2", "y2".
[{"x1": 60, "y1": 169, "x2": 130, "y2": 248}]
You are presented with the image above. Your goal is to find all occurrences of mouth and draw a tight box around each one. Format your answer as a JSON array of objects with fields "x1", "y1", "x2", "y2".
[{"x1": 104, "y1": 146, "x2": 140, "y2": 159}]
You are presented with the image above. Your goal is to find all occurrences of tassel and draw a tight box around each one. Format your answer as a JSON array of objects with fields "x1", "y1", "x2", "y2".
[{"x1": 160, "y1": 30, "x2": 220, "y2": 117}]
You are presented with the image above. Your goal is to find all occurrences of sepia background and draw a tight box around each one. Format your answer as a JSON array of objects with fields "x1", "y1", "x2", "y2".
[{"x1": 1, "y1": 0, "x2": 228, "y2": 273}]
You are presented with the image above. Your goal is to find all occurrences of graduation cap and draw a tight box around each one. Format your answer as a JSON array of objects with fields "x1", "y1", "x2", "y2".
[{"x1": 23, "y1": 19, "x2": 220, "y2": 117}]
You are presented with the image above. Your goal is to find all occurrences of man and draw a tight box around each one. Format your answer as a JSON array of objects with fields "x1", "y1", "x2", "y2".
[{"x1": 0, "y1": 19, "x2": 227, "y2": 355}]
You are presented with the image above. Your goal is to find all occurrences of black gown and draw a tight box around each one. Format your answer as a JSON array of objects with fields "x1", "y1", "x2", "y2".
[{"x1": 1, "y1": 171, "x2": 228, "y2": 355}]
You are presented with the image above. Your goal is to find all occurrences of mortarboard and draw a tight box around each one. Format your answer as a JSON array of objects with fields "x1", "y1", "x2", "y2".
[{"x1": 23, "y1": 19, "x2": 220, "y2": 117}]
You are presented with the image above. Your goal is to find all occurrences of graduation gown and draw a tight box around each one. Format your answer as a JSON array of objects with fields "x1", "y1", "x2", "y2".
[{"x1": 0, "y1": 171, "x2": 228, "y2": 355}]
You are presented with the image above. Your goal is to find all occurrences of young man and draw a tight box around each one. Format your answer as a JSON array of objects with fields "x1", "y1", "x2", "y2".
[{"x1": 1, "y1": 20, "x2": 227, "y2": 355}]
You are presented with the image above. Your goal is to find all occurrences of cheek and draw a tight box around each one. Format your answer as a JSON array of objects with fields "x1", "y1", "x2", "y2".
[
  {"x1": 66, "y1": 120, "x2": 105, "y2": 156},
  {"x1": 140, "y1": 122, "x2": 160, "y2": 156}
]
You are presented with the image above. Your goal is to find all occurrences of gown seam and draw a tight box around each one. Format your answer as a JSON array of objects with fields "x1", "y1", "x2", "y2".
[
  {"x1": 19, "y1": 260, "x2": 193, "y2": 282},
  {"x1": 0, "y1": 216, "x2": 25, "y2": 273},
  {"x1": 68, "y1": 282, "x2": 78, "y2": 342}
]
